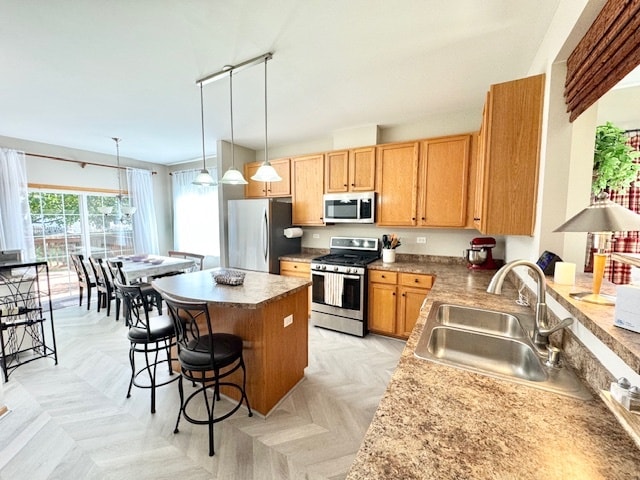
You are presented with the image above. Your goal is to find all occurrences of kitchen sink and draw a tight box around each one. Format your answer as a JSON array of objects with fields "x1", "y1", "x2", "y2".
[
  {"x1": 415, "y1": 302, "x2": 592, "y2": 400},
  {"x1": 434, "y1": 303, "x2": 530, "y2": 340}
]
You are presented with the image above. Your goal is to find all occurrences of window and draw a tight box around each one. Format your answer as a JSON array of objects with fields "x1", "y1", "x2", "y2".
[{"x1": 29, "y1": 189, "x2": 135, "y2": 299}]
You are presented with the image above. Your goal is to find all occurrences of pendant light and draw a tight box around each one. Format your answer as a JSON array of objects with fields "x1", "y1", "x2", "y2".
[
  {"x1": 251, "y1": 56, "x2": 282, "y2": 183},
  {"x1": 193, "y1": 84, "x2": 217, "y2": 186},
  {"x1": 220, "y1": 69, "x2": 248, "y2": 185}
]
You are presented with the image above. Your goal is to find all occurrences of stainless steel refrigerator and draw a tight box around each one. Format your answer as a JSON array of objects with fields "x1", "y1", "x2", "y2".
[{"x1": 227, "y1": 199, "x2": 301, "y2": 274}]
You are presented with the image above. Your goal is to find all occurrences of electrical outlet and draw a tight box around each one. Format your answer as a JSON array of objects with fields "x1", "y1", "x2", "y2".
[
  {"x1": 417, "y1": 237, "x2": 427, "y2": 244},
  {"x1": 284, "y1": 314, "x2": 293, "y2": 327},
  {"x1": 313, "y1": 233, "x2": 320, "y2": 239}
]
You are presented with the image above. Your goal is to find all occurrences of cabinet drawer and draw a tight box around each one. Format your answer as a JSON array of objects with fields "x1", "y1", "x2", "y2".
[
  {"x1": 280, "y1": 261, "x2": 310, "y2": 276},
  {"x1": 369, "y1": 270, "x2": 398, "y2": 284},
  {"x1": 399, "y1": 273, "x2": 433, "y2": 289}
]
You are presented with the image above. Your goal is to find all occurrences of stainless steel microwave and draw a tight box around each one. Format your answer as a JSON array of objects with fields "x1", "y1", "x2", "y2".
[{"x1": 323, "y1": 192, "x2": 376, "y2": 223}]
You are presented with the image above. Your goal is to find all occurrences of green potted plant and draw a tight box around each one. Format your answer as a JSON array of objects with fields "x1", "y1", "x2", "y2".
[{"x1": 592, "y1": 121, "x2": 640, "y2": 195}]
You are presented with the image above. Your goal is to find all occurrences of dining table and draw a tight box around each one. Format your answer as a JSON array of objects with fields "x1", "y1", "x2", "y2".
[{"x1": 113, "y1": 255, "x2": 196, "y2": 283}]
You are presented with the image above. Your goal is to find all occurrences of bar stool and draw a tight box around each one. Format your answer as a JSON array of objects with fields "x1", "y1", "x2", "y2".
[
  {"x1": 116, "y1": 279, "x2": 178, "y2": 414},
  {"x1": 161, "y1": 293, "x2": 252, "y2": 456}
]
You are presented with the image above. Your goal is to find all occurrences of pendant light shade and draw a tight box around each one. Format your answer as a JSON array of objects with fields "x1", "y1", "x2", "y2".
[
  {"x1": 220, "y1": 69, "x2": 248, "y2": 185},
  {"x1": 251, "y1": 55, "x2": 281, "y2": 183},
  {"x1": 193, "y1": 84, "x2": 216, "y2": 187}
]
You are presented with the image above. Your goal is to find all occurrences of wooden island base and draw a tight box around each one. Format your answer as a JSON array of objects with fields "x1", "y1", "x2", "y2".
[{"x1": 153, "y1": 269, "x2": 310, "y2": 416}]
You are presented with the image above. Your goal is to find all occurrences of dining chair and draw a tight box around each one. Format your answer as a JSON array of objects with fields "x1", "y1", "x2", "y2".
[
  {"x1": 88, "y1": 257, "x2": 117, "y2": 317},
  {"x1": 115, "y1": 279, "x2": 178, "y2": 414},
  {"x1": 161, "y1": 293, "x2": 252, "y2": 456},
  {"x1": 107, "y1": 259, "x2": 164, "y2": 322},
  {"x1": 70, "y1": 253, "x2": 96, "y2": 310},
  {"x1": 168, "y1": 250, "x2": 205, "y2": 272}
]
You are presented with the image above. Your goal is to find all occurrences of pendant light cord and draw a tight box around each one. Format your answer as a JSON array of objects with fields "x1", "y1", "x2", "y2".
[
  {"x1": 229, "y1": 69, "x2": 235, "y2": 169},
  {"x1": 264, "y1": 58, "x2": 269, "y2": 166},
  {"x1": 112, "y1": 137, "x2": 122, "y2": 198},
  {"x1": 200, "y1": 84, "x2": 206, "y2": 170}
]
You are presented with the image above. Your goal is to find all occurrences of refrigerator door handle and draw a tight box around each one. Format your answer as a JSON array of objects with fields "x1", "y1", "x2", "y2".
[{"x1": 262, "y1": 208, "x2": 269, "y2": 263}]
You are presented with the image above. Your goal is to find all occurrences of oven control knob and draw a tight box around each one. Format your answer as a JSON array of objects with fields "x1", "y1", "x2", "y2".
[
  {"x1": 321, "y1": 265, "x2": 326, "y2": 271},
  {"x1": 333, "y1": 266, "x2": 339, "y2": 272}
]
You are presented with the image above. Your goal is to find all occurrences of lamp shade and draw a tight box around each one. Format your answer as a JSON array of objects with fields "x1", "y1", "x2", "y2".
[
  {"x1": 251, "y1": 164, "x2": 282, "y2": 182},
  {"x1": 220, "y1": 168, "x2": 248, "y2": 185},
  {"x1": 193, "y1": 168, "x2": 216, "y2": 186},
  {"x1": 554, "y1": 196, "x2": 640, "y2": 233}
]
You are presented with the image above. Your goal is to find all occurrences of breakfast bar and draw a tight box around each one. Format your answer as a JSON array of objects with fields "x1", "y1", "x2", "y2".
[{"x1": 152, "y1": 268, "x2": 311, "y2": 416}]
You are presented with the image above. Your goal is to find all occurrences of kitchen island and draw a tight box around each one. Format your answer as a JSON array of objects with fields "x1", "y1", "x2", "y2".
[
  {"x1": 342, "y1": 259, "x2": 640, "y2": 479},
  {"x1": 152, "y1": 268, "x2": 311, "y2": 416}
]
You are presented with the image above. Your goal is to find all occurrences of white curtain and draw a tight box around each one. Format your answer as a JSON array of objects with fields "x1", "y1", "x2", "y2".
[
  {"x1": 127, "y1": 168, "x2": 159, "y2": 254},
  {"x1": 172, "y1": 169, "x2": 220, "y2": 256},
  {"x1": 0, "y1": 148, "x2": 35, "y2": 260}
]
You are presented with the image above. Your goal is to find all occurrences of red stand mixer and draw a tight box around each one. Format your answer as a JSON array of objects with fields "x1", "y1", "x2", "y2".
[{"x1": 465, "y1": 237, "x2": 499, "y2": 270}]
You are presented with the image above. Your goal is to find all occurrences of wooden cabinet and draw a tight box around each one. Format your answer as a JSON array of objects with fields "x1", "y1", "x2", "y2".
[
  {"x1": 244, "y1": 158, "x2": 291, "y2": 198},
  {"x1": 325, "y1": 147, "x2": 376, "y2": 193},
  {"x1": 368, "y1": 270, "x2": 433, "y2": 339},
  {"x1": 280, "y1": 260, "x2": 311, "y2": 316},
  {"x1": 417, "y1": 134, "x2": 471, "y2": 227},
  {"x1": 375, "y1": 142, "x2": 420, "y2": 226},
  {"x1": 291, "y1": 153, "x2": 325, "y2": 226},
  {"x1": 474, "y1": 74, "x2": 544, "y2": 235}
]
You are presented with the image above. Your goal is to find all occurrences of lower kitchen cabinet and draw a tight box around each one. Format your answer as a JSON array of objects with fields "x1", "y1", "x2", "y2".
[
  {"x1": 368, "y1": 270, "x2": 433, "y2": 339},
  {"x1": 280, "y1": 260, "x2": 311, "y2": 316}
]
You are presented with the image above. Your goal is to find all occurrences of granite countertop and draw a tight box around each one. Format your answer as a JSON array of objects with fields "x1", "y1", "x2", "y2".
[
  {"x1": 152, "y1": 267, "x2": 310, "y2": 309},
  {"x1": 344, "y1": 259, "x2": 640, "y2": 479}
]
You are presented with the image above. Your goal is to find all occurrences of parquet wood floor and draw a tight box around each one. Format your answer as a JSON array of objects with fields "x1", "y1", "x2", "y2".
[{"x1": 0, "y1": 304, "x2": 404, "y2": 479}]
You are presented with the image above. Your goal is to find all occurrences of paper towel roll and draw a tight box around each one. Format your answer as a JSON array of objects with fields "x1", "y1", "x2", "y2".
[{"x1": 284, "y1": 227, "x2": 303, "y2": 238}]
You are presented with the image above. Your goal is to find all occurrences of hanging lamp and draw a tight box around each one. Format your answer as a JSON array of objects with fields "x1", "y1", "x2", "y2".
[
  {"x1": 220, "y1": 69, "x2": 248, "y2": 185},
  {"x1": 193, "y1": 83, "x2": 217, "y2": 186},
  {"x1": 251, "y1": 56, "x2": 281, "y2": 183}
]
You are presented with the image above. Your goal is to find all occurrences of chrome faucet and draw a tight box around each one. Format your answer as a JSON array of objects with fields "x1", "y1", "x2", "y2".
[{"x1": 487, "y1": 260, "x2": 573, "y2": 351}]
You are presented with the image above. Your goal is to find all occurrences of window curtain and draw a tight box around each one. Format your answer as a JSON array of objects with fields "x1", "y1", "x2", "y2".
[
  {"x1": 171, "y1": 169, "x2": 219, "y2": 256},
  {"x1": 127, "y1": 168, "x2": 159, "y2": 254},
  {"x1": 0, "y1": 148, "x2": 35, "y2": 260}
]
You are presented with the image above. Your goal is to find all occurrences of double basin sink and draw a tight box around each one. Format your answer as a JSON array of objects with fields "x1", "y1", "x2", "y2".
[{"x1": 414, "y1": 302, "x2": 592, "y2": 400}]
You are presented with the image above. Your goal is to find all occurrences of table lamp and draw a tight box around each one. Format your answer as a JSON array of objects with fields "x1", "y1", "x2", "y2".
[{"x1": 554, "y1": 193, "x2": 640, "y2": 305}]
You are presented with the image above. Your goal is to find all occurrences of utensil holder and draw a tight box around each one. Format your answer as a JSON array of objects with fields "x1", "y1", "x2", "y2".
[{"x1": 382, "y1": 249, "x2": 396, "y2": 263}]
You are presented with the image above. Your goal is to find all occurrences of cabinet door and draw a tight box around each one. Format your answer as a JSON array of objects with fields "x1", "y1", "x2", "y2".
[
  {"x1": 418, "y1": 135, "x2": 470, "y2": 227},
  {"x1": 267, "y1": 158, "x2": 291, "y2": 197},
  {"x1": 375, "y1": 142, "x2": 419, "y2": 226},
  {"x1": 398, "y1": 286, "x2": 429, "y2": 338},
  {"x1": 292, "y1": 154, "x2": 325, "y2": 225},
  {"x1": 475, "y1": 74, "x2": 544, "y2": 235},
  {"x1": 244, "y1": 162, "x2": 267, "y2": 198},
  {"x1": 325, "y1": 151, "x2": 350, "y2": 193},
  {"x1": 349, "y1": 147, "x2": 376, "y2": 191},
  {"x1": 280, "y1": 261, "x2": 311, "y2": 316},
  {"x1": 368, "y1": 282, "x2": 397, "y2": 335}
]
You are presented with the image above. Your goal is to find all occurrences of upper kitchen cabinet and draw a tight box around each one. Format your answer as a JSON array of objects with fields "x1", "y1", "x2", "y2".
[
  {"x1": 474, "y1": 74, "x2": 544, "y2": 235},
  {"x1": 292, "y1": 153, "x2": 325, "y2": 226},
  {"x1": 244, "y1": 158, "x2": 291, "y2": 198},
  {"x1": 375, "y1": 142, "x2": 420, "y2": 226},
  {"x1": 417, "y1": 134, "x2": 471, "y2": 227},
  {"x1": 325, "y1": 147, "x2": 376, "y2": 193}
]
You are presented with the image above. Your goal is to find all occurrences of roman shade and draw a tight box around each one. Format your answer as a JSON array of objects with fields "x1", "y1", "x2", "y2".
[{"x1": 564, "y1": 0, "x2": 640, "y2": 121}]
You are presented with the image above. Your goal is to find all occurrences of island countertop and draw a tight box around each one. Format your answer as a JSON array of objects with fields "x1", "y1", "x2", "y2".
[
  {"x1": 345, "y1": 260, "x2": 640, "y2": 479},
  {"x1": 152, "y1": 267, "x2": 310, "y2": 309}
]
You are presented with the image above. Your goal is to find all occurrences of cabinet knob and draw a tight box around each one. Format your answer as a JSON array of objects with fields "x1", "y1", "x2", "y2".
[
  {"x1": 474, "y1": 217, "x2": 480, "y2": 221},
  {"x1": 392, "y1": 292, "x2": 396, "y2": 296},
  {"x1": 415, "y1": 279, "x2": 419, "y2": 283},
  {"x1": 381, "y1": 275, "x2": 385, "y2": 278},
  {"x1": 421, "y1": 217, "x2": 426, "y2": 221},
  {"x1": 351, "y1": 183, "x2": 355, "y2": 186},
  {"x1": 343, "y1": 183, "x2": 348, "y2": 187}
]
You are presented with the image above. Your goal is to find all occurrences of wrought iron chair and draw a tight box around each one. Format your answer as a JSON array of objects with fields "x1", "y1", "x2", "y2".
[
  {"x1": 70, "y1": 253, "x2": 96, "y2": 310},
  {"x1": 107, "y1": 259, "x2": 163, "y2": 322},
  {"x1": 161, "y1": 293, "x2": 252, "y2": 456},
  {"x1": 115, "y1": 279, "x2": 178, "y2": 414}
]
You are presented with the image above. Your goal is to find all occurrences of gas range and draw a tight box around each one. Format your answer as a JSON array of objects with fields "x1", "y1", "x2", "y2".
[{"x1": 311, "y1": 237, "x2": 380, "y2": 275}]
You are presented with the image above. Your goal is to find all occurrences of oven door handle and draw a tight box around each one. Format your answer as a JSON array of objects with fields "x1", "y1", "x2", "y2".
[{"x1": 313, "y1": 271, "x2": 360, "y2": 280}]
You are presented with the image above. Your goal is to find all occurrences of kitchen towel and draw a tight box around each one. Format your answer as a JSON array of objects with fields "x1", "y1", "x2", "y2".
[
  {"x1": 324, "y1": 272, "x2": 344, "y2": 307},
  {"x1": 284, "y1": 227, "x2": 303, "y2": 239}
]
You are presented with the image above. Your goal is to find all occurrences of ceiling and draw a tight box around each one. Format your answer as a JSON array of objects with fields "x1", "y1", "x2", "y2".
[{"x1": 0, "y1": 1, "x2": 565, "y2": 165}]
